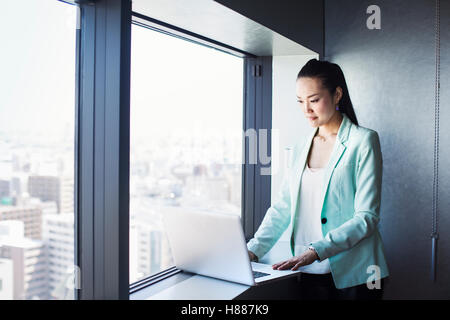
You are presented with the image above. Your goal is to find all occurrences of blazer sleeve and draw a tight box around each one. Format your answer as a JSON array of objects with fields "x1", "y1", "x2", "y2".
[
  {"x1": 246, "y1": 143, "x2": 299, "y2": 260},
  {"x1": 310, "y1": 130, "x2": 383, "y2": 261}
]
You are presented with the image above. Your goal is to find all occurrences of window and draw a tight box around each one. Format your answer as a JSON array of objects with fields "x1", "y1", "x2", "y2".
[
  {"x1": 129, "y1": 24, "x2": 244, "y2": 284},
  {"x1": 0, "y1": 0, "x2": 76, "y2": 300}
]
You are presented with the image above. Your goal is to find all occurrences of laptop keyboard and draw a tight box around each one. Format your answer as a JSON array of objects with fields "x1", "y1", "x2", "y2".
[{"x1": 253, "y1": 270, "x2": 270, "y2": 279}]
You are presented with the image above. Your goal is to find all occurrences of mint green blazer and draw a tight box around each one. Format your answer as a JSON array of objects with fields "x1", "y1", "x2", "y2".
[{"x1": 247, "y1": 112, "x2": 389, "y2": 289}]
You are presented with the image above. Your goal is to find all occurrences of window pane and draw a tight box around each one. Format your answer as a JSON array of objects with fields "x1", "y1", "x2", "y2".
[
  {"x1": 129, "y1": 25, "x2": 244, "y2": 283},
  {"x1": 0, "y1": 0, "x2": 76, "y2": 300}
]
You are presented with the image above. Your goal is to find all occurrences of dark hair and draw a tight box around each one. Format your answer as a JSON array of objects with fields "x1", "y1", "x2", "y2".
[{"x1": 297, "y1": 59, "x2": 359, "y2": 126}]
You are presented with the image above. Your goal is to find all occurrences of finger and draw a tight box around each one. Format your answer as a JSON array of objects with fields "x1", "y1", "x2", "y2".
[
  {"x1": 272, "y1": 261, "x2": 284, "y2": 269},
  {"x1": 272, "y1": 260, "x2": 290, "y2": 269},
  {"x1": 272, "y1": 262, "x2": 285, "y2": 269},
  {"x1": 277, "y1": 260, "x2": 294, "y2": 270},
  {"x1": 291, "y1": 260, "x2": 305, "y2": 271}
]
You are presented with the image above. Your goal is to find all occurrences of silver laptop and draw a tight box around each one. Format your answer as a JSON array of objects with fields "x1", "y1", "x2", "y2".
[{"x1": 162, "y1": 208, "x2": 300, "y2": 286}]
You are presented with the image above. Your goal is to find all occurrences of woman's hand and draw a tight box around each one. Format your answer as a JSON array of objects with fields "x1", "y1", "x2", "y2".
[{"x1": 272, "y1": 248, "x2": 319, "y2": 271}]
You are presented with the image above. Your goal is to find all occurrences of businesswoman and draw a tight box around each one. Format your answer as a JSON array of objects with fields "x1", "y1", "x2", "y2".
[{"x1": 247, "y1": 59, "x2": 389, "y2": 300}]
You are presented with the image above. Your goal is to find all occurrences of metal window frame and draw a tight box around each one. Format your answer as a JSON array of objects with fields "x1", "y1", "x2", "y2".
[
  {"x1": 75, "y1": 0, "x2": 131, "y2": 300},
  {"x1": 242, "y1": 56, "x2": 273, "y2": 240},
  {"x1": 131, "y1": 12, "x2": 253, "y2": 59},
  {"x1": 75, "y1": 1, "x2": 273, "y2": 299}
]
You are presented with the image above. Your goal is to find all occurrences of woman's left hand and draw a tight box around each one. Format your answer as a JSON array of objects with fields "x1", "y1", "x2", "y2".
[{"x1": 272, "y1": 249, "x2": 319, "y2": 271}]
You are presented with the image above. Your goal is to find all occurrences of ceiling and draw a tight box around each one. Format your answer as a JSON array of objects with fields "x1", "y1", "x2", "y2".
[{"x1": 132, "y1": 0, "x2": 316, "y2": 56}]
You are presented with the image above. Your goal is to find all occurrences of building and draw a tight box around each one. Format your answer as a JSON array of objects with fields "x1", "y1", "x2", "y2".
[
  {"x1": 0, "y1": 179, "x2": 10, "y2": 199},
  {"x1": 42, "y1": 213, "x2": 75, "y2": 299},
  {"x1": 0, "y1": 238, "x2": 48, "y2": 300},
  {"x1": 10, "y1": 174, "x2": 28, "y2": 199},
  {"x1": 130, "y1": 215, "x2": 172, "y2": 282},
  {"x1": 27, "y1": 175, "x2": 73, "y2": 214},
  {"x1": 0, "y1": 205, "x2": 42, "y2": 240},
  {"x1": 224, "y1": 166, "x2": 241, "y2": 209},
  {"x1": 59, "y1": 176, "x2": 74, "y2": 214},
  {"x1": 0, "y1": 258, "x2": 13, "y2": 299},
  {"x1": 0, "y1": 220, "x2": 25, "y2": 240}
]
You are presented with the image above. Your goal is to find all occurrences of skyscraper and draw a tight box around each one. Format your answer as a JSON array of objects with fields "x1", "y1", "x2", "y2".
[
  {"x1": 0, "y1": 179, "x2": 10, "y2": 199},
  {"x1": 42, "y1": 213, "x2": 75, "y2": 299},
  {"x1": 0, "y1": 238, "x2": 48, "y2": 300},
  {"x1": 27, "y1": 175, "x2": 73, "y2": 214},
  {"x1": 0, "y1": 205, "x2": 42, "y2": 240},
  {"x1": 0, "y1": 258, "x2": 13, "y2": 299}
]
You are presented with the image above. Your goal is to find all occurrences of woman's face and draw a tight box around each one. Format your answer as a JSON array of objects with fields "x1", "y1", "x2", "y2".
[{"x1": 295, "y1": 77, "x2": 341, "y2": 127}]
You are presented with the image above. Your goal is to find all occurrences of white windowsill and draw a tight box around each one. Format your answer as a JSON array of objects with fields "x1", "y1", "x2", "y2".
[{"x1": 130, "y1": 241, "x2": 292, "y2": 300}]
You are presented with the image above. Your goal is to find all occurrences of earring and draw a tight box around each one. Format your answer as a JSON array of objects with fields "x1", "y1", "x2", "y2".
[{"x1": 336, "y1": 105, "x2": 340, "y2": 111}]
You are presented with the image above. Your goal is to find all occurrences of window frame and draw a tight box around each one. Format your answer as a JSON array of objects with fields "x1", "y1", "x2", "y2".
[
  {"x1": 75, "y1": 0, "x2": 131, "y2": 300},
  {"x1": 75, "y1": 0, "x2": 273, "y2": 299}
]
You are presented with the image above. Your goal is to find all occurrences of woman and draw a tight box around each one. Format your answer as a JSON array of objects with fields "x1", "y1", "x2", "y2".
[{"x1": 247, "y1": 59, "x2": 389, "y2": 300}]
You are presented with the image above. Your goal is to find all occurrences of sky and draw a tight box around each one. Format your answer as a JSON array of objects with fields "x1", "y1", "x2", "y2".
[
  {"x1": 0, "y1": 0, "x2": 77, "y2": 136},
  {"x1": 0, "y1": 0, "x2": 244, "y2": 140},
  {"x1": 130, "y1": 22, "x2": 243, "y2": 140}
]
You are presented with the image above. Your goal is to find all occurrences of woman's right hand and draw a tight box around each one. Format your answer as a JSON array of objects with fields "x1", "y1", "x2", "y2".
[{"x1": 248, "y1": 250, "x2": 258, "y2": 262}]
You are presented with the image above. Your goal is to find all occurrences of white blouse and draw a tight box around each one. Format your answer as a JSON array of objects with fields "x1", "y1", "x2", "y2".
[{"x1": 293, "y1": 163, "x2": 331, "y2": 274}]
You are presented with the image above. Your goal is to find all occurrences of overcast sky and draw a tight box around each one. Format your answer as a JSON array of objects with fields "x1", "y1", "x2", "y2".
[
  {"x1": 0, "y1": 0, "x2": 243, "y2": 140},
  {"x1": 0, "y1": 0, "x2": 77, "y2": 136}
]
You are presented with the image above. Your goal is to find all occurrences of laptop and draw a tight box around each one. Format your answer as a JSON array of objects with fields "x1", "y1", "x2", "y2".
[{"x1": 162, "y1": 208, "x2": 300, "y2": 286}]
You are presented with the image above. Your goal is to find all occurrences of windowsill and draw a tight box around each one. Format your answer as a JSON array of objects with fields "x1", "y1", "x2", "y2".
[
  {"x1": 130, "y1": 240, "x2": 293, "y2": 300},
  {"x1": 130, "y1": 270, "x2": 196, "y2": 300}
]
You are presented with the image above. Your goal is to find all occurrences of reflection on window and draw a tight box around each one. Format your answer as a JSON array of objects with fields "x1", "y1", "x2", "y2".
[
  {"x1": 129, "y1": 25, "x2": 243, "y2": 283},
  {"x1": 0, "y1": 0, "x2": 76, "y2": 300}
]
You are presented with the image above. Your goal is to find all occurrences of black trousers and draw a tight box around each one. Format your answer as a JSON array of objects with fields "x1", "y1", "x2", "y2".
[{"x1": 298, "y1": 273, "x2": 385, "y2": 300}]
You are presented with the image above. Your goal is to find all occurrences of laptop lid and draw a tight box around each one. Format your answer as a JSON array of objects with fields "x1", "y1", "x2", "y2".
[{"x1": 162, "y1": 208, "x2": 255, "y2": 286}]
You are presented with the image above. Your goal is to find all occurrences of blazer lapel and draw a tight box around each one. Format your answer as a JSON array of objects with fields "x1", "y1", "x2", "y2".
[
  {"x1": 289, "y1": 113, "x2": 352, "y2": 254},
  {"x1": 289, "y1": 127, "x2": 317, "y2": 252},
  {"x1": 318, "y1": 138, "x2": 346, "y2": 213},
  {"x1": 290, "y1": 127, "x2": 317, "y2": 222},
  {"x1": 318, "y1": 113, "x2": 352, "y2": 216}
]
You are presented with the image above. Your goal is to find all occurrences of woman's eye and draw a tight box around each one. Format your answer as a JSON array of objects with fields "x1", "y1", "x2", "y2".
[
  {"x1": 311, "y1": 99, "x2": 319, "y2": 103},
  {"x1": 297, "y1": 100, "x2": 303, "y2": 104}
]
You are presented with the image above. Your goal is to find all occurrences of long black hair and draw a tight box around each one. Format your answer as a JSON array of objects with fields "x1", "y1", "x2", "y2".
[{"x1": 297, "y1": 59, "x2": 359, "y2": 126}]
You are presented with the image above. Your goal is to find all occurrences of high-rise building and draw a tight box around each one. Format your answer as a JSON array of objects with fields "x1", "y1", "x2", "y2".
[
  {"x1": 0, "y1": 220, "x2": 25, "y2": 239},
  {"x1": 0, "y1": 258, "x2": 13, "y2": 300},
  {"x1": 42, "y1": 213, "x2": 74, "y2": 299},
  {"x1": 38, "y1": 201, "x2": 58, "y2": 216},
  {"x1": 27, "y1": 175, "x2": 58, "y2": 207},
  {"x1": 10, "y1": 174, "x2": 28, "y2": 198},
  {"x1": 0, "y1": 179, "x2": 10, "y2": 199},
  {"x1": 0, "y1": 238, "x2": 48, "y2": 300},
  {"x1": 0, "y1": 205, "x2": 42, "y2": 240},
  {"x1": 131, "y1": 216, "x2": 172, "y2": 281},
  {"x1": 27, "y1": 175, "x2": 73, "y2": 214},
  {"x1": 59, "y1": 176, "x2": 74, "y2": 214},
  {"x1": 129, "y1": 219, "x2": 139, "y2": 283},
  {"x1": 224, "y1": 167, "x2": 241, "y2": 209}
]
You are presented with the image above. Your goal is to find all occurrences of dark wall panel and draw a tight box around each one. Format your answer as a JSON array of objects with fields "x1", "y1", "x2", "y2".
[
  {"x1": 324, "y1": 0, "x2": 449, "y2": 299},
  {"x1": 214, "y1": 0, "x2": 324, "y2": 56}
]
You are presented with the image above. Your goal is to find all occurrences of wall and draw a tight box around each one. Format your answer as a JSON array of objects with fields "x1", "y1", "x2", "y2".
[
  {"x1": 271, "y1": 54, "x2": 318, "y2": 244},
  {"x1": 324, "y1": 0, "x2": 450, "y2": 299}
]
